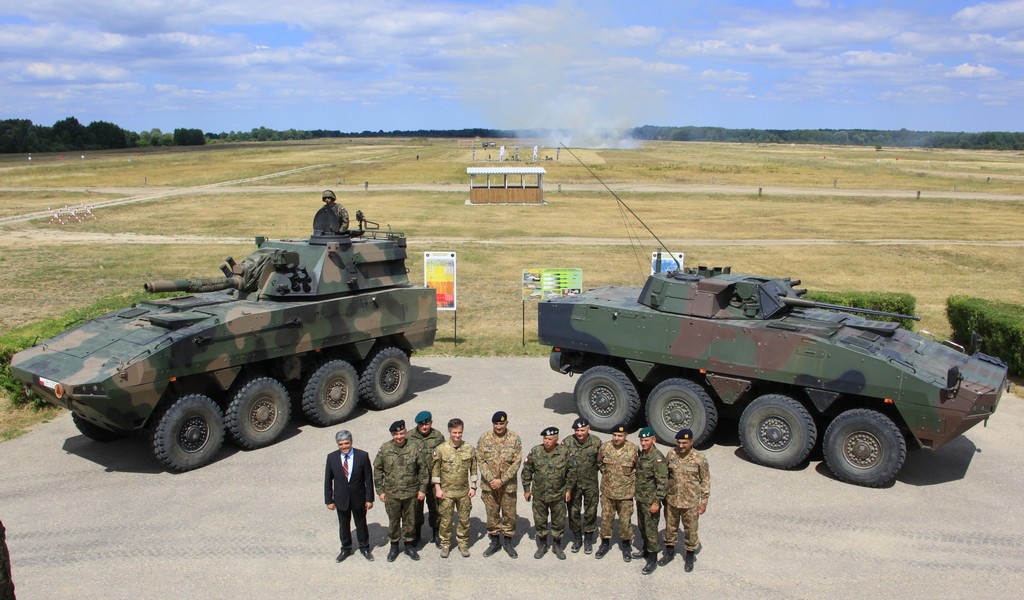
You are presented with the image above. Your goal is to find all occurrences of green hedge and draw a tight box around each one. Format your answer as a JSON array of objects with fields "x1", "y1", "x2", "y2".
[
  {"x1": 1, "y1": 290, "x2": 179, "y2": 407},
  {"x1": 947, "y1": 295, "x2": 1024, "y2": 377},
  {"x1": 803, "y1": 290, "x2": 917, "y2": 330}
]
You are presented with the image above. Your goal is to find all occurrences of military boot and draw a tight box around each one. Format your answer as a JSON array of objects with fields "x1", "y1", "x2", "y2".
[
  {"x1": 404, "y1": 543, "x2": 420, "y2": 561},
  {"x1": 386, "y1": 542, "x2": 400, "y2": 562},
  {"x1": 658, "y1": 545, "x2": 675, "y2": 566},
  {"x1": 621, "y1": 540, "x2": 632, "y2": 562},
  {"x1": 432, "y1": 528, "x2": 440, "y2": 548},
  {"x1": 534, "y1": 536, "x2": 549, "y2": 559},
  {"x1": 642, "y1": 551, "x2": 658, "y2": 575},
  {"x1": 502, "y1": 535, "x2": 518, "y2": 559},
  {"x1": 584, "y1": 531, "x2": 596, "y2": 554},
  {"x1": 440, "y1": 546, "x2": 450, "y2": 559},
  {"x1": 570, "y1": 532, "x2": 583, "y2": 553},
  {"x1": 595, "y1": 538, "x2": 611, "y2": 559},
  {"x1": 631, "y1": 541, "x2": 646, "y2": 559},
  {"x1": 551, "y1": 537, "x2": 566, "y2": 560},
  {"x1": 482, "y1": 535, "x2": 502, "y2": 558},
  {"x1": 684, "y1": 550, "x2": 696, "y2": 572}
]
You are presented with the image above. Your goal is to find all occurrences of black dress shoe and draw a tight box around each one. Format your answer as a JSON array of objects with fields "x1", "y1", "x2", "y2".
[
  {"x1": 335, "y1": 549, "x2": 351, "y2": 563},
  {"x1": 360, "y1": 548, "x2": 374, "y2": 562}
]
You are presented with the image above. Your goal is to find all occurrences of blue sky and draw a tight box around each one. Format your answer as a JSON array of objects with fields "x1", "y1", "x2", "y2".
[{"x1": 1, "y1": 0, "x2": 1022, "y2": 134}]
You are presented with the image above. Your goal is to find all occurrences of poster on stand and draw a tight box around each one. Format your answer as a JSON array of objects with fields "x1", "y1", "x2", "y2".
[{"x1": 425, "y1": 252, "x2": 457, "y2": 310}]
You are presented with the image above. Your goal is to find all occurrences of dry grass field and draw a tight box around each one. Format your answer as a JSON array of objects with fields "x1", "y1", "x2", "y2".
[{"x1": 2, "y1": 137, "x2": 1023, "y2": 356}]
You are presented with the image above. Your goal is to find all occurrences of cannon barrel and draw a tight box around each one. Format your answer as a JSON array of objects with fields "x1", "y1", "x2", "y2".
[
  {"x1": 780, "y1": 296, "x2": 921, "y2": 321},
  {"x1": 144, "y1": 276, "x2": 242, "y2": 294}
]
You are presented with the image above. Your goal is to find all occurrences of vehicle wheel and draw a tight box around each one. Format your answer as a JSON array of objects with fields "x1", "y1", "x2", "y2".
[
  {"x1": 151, "y1": 394, "x2": 224, "y2": 472},
  {"x1": 645, "y1": 378, "x2": 719, "y2": 446},
  {"x1": 72, "y1": 413, "x2": 125, "y2": 442},
  {"x1": 573, "y1": 366, "x2": 641, "y2": 432},
  {"x1": 225, "y1": 376, "x2": 292, "y2": 449},
  {"x1": 823, "y1": 409, "x2": 907, "y2": 487},
  {"x1": 359, "y1": 346, "x2": 411, "y2": 410},
  {"x1": 738, "y1": 394, "x2": 817, "y2": 469},
  {"x1": 302, "y1": 359, "x2": 360, "y2": 426}
]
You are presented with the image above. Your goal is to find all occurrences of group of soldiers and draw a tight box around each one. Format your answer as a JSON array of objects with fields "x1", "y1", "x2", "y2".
[{"x1": 366, "y1": 409, "x2": 711, "y2": 575}]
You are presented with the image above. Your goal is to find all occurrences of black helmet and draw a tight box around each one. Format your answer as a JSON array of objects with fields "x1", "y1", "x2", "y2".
[{"x1": 322, "y1": 190, "x2": 336, "y2": 201}]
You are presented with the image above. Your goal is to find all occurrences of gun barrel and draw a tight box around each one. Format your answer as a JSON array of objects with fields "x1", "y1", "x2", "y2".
[
  {"x1": 781, "y1": 296, "x2": 921, "y2": 321},
  {"x1": 144, "y1": 277, "x2": 239, "y2": 294}
]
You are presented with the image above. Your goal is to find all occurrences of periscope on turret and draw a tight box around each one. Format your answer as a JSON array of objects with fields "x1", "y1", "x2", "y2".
[{"x1": 10, "y1": 200, "x2": 437, "y2": 472}]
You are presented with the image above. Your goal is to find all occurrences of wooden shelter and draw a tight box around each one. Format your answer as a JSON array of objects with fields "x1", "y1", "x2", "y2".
[{"x1": 467, "y1": 167, "x2": 546, "y2": 204}]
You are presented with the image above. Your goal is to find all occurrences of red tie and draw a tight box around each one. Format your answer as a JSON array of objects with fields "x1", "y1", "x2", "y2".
[{"x1": 342, "y1": 455, "x2": 349, "y2": 479}]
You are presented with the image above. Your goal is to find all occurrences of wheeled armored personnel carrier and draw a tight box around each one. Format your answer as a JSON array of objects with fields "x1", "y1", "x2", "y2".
[
  {"x1": 11, "y1": 202, "x2": 437, "y2": 471},
  {"x1": 538, "y1": 266, "x2": 1007, "y2": 486}
]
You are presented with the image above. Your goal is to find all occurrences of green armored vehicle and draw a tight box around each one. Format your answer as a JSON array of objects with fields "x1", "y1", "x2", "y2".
[
  {"x1": 11, "y1": 198, "x2": 437, "y2": 471},
  {"x1": 538, "y1": 266, "x2": 1007, "y2": 486}
]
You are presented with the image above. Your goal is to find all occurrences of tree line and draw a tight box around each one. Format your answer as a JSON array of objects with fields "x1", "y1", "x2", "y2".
[{"x1": 3, "y1": 116, "x2": 1023, "y2": 153}]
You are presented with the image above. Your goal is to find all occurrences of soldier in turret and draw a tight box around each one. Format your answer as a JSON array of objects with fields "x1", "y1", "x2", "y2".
[
  {"x1": 563, "y1": 416, "x2": 601, "y2": 553},
  {"x1": 595, "y1": 423, "x2": 639, "y2": 562},
  {"x1": 661, "y1": 428, "x2": 711, "y2": 572},
  {"x1": 373, "y1": 420, "x2": 428, "y2": 562},
  {"x1": 633, "y1": 427, "x2": 668, "y2": 575},
  {"x1": 521, "y1": 426, "x2": 574, "y2": 560},
  {"x1": 408, "y1": 411, "x2": 445, "y2": 547},
  {"x1": 321, "y1": 189, "x2": 349, "y2": 232},
  {"x1": 477, "y1": 411, "x2": 523, "y2": 558}
]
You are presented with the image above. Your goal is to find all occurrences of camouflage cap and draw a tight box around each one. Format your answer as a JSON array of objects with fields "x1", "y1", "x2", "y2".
[
  {"x1": 415, "y1": 410, "x2": 432, "y2": 424},
  {"x1": 541, "y1": 426, "x2": 559, "y2": 437},
  {"x1": 638, "y1": 427, "x2": 655, "y2": 438},
  {"x1": 492, "y1": 411, "x2": 508, "y2": 423},
  {"x1": 676, "y1": 428, "x2": 694, "y2": 440},
  {"x1": 611, "y1": 423, "x2": 628, "y2": 434},
  {"x1": 322, "y1": 189, "x2": 336, "y2": 201},
  {"x1": 389, "y1": 419, "x2": 406, "y2": 433},
  {"x1": 571, "y1": 417, "x2": 590, "y2": 429}
]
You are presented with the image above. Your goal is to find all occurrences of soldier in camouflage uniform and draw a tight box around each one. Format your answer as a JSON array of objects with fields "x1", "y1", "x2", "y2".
[
  {"x1": 432, "y1": 418, "x2": 477, "y2": 558},
  {"x1": 596, "y1": 423, "x2": 639, "y2": 562},
  {"x1": 563, "y1": 416, "x2": 601, "y2": 553},
  {"x1": 476, "y1": 411, "x2": 523, "y2": 559},
  {"x1": 633, "y1": 427, "x2": 668, "y2": 575},
  {"x1": 409, "y1": 410, "x2": 445, "y2": 547},
  {"x1": 661, "y1": 428, "x2": 710, "y2": 572},
  {"x1": 321, "y1": 189, "x2": 350, "y2": 232},
  {"x1": 373, "y1": 420, "x2": 428, "y2": 562},
  {"x1": 522, "y1": 426, "x2": 575, "y2": 560},
  {"x1": 0, "y1": 519, "x2": 14, "y2": 600}
]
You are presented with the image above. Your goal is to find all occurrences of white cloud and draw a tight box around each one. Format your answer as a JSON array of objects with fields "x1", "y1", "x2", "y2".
[
  {"x1": 954, "y1": 0, "x2": 1024, "y2": 31},
  {"x1": 947, "y1": 63, "x2": 999, "y2": 78},
  {"x1": 840, "y1": 50, "x2": 917, "y2": 67},
  {"x1": 596, "y1": 25, "x2": 661, "y2": 47}
]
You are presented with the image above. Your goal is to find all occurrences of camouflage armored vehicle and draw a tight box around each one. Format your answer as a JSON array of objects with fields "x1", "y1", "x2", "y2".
[
  {"x1": 10, "y1": 199, "x2": 437, "y2": 471},
  {"x1": 538, "y1": 266, "x2": 1008, "y2": 487}
]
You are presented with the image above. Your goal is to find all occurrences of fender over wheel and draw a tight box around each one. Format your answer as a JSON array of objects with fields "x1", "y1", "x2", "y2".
[
  {"x1": 302, "y1": 359, "x2": 360, "y2": 426},
  {"x1": 359, "y1": 346, "x2": 411, "y2": 410},
  {"x1": 151, "y1": 394, "x2": 225, "y2": 472},
  {"x1": 72, "y1": 413, "x2": 125, "y2": 442},
  {"x1": 823, "y1": 408, "x2": 907, "y2": 487},
  {"x1": 645, "y1": 378, "x2": 719, "y2": 446},
  {"x1": 225, "y1": 376, "x2": 292, "y2": 449},
  {"x1": 573, "y1": 365, "x2": 641, "y2": 432},
  {"x1": 738, "y1": 394, "x2": 817, "y2": 470}
]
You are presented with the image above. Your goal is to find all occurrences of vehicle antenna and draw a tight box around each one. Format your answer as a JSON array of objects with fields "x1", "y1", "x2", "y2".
[{"x1": 560, "y1": 142, "x2": 681, "y2": 271}]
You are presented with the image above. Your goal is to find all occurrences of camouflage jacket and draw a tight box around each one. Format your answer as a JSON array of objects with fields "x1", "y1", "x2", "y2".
[
  {"x1": 409, "y1": 427, "x2": 445, "y2": 471},
  {"x1": 635, "y1": 446, "x2": 668, "y2": 505},
  {"x1": 521, "y1": 444, "x2": 576, "y2": 502},
  {"x1": 476, "y1": 430, "x2": 523, "y2": 491},
  {"x1": 562, "y1": 433, "x2": 602, "y2": 491},
  {"x1": 431, "y1": 441, "x2": 478, "y2": 498},
  {"x1": 373, "y1": 439, "x2": 428, "y2": 499},
  {"x1": 666, "y1": 448, "x2": 711, "y2": 509},
  {"x1": 598, "y1": 440, "x2": 639, "y2": 500}
]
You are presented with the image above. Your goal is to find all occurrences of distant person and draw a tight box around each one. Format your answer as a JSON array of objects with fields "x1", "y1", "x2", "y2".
[
  {"x1": 324, "y1": 430, "x2": 375, "y2": 563},
  {"x1": 321, "y1": 189, "x2": 349, "y2": 232},
  {"x1": 0, "y1": 519, "x2": 14, "y2": 600}
]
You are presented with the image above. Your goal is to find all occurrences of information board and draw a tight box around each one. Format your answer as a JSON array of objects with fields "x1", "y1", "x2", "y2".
[
  {"x1": 425, "y1": 252, "x2": 457, "y2": 311},
  {"x1": 522, "y1": 268, "x2": 583, "y2": 300},
  {"x1": 651, "y1": 251, "x2": 685, "y2": 274}
]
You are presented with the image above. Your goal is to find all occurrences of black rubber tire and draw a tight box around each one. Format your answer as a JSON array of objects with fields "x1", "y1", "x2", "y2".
[
  {"x1": 823, "y1": 409, "x2": 907, "y2": 487},
  {"x1": 151, "y1": 394, "x2": 225, "y2": 472},
  {"x1": 72, "y1": 413, "x2": 125, "y2": 442},
  {"x1": 573, "y1": 366, "x2": 641, "y2": 432},
  {"x1": 645, "y1": 378, "x2": 719, "y2": 446},
  {"x1": 359, "y1": 347, "x2": 411, "y2": 410},
  {"x1": 225, "y1": 376, "x2": 292, "y2": 449},
  {"x1": 302, "y1": 359, "x2": 360, "y2": 426},
  {"x1": 738, "y1": 394, "x2": 817, "y2": 469}
]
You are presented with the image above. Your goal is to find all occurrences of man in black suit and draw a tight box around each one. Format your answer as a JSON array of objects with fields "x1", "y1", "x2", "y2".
[{"x1": 325, "y1": 430, "x2": 375, "y2": 562}]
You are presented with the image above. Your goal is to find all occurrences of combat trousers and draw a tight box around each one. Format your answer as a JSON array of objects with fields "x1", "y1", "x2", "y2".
[
  {"x1": 599, "y1": 496, "x2": 634, "y2": 541},
  {"x1": 481, "y1": 487, "x2": 517, "y2": 537},
  {"x1": 531, "y1": 497, "x2": 567, "y2": 539},
  {"x1": 415, "y1": 492, "x2": 439, "y2": 533},
  {"x1": 635, "y1": 499, "x2": 661, "y2": 551},
  {"x1": 385, "y1": 495, "x2": 418, "y2": 542},
  {"x1": 566, "y1": 484, "x2": 599, "y2": 534},
  {"x1": 0, "y1": 520, "x2": 14, "y2": 600},
  {"x1": 664, "y1": 504, "x2": 700, "y2": 551},
  {"x1": 438, "y1": 495, "x2": 472, "y2": 549}
]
